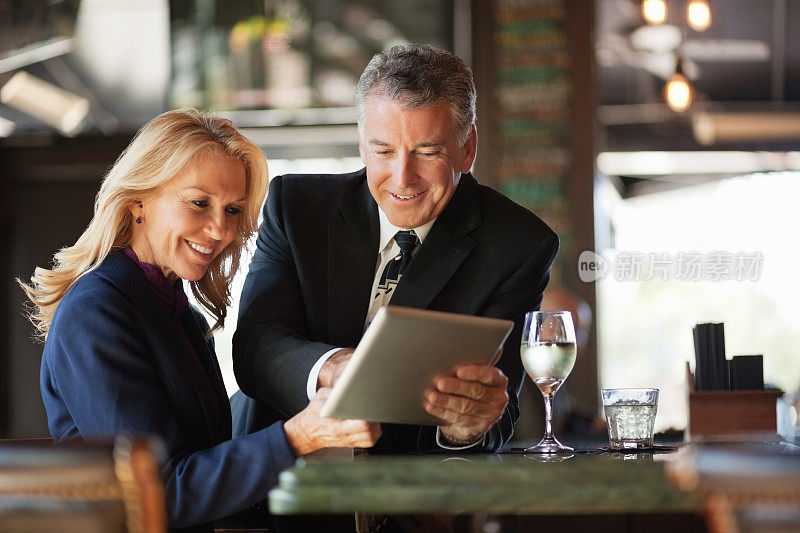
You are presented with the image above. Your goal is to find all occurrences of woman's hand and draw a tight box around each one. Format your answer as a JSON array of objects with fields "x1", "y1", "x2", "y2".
[{"x1": 283, "y1": 388, "x2": 381, "y2": 456}]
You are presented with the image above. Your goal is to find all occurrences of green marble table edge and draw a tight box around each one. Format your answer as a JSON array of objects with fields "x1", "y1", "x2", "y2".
[{"x1": 268, "y1": 455, "x2": 703, "y2": 515}]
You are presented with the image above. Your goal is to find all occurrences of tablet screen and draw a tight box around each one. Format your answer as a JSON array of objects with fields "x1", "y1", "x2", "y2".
[{"x1": 321, "y1": 306, "x2": 514, "y2": 425}]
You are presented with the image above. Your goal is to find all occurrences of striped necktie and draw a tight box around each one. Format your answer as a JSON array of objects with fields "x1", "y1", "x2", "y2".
[
  {"x1": 357, "y1": 230, "x2": 419, "y2": 530},
  {"x1": 369, "y1": 230, "x2": 420, "y2": 321}
]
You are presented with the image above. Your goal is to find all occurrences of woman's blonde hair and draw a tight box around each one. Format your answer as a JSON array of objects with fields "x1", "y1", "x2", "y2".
[{"x1": 19, "y1": 108, "x2": 268, "y2": 339}]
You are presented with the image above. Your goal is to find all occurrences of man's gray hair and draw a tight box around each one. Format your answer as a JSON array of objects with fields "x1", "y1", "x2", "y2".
[{"x1": 355, "y1": 43, "x2": 476, "y2": 145}]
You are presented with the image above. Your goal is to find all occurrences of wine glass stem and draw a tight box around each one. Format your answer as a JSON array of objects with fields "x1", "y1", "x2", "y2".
[{"x1": 542, "y1": 392, "x2": 555, "y2": 439}]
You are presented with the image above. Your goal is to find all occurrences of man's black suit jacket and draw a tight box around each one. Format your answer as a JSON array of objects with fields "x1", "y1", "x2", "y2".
[{"x1": 233, "y1": 168, "x2": 558, "y2": 453}]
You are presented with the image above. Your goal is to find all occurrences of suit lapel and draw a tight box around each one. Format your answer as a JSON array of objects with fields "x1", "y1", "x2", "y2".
[
  {"x1": 391, "y1": 173, "x2": 482, "y2": 310},
  {"x1": 327, "y1": 178, "x2": 380, "y2": 345}
]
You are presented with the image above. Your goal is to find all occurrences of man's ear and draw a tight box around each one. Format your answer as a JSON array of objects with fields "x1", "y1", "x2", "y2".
[{"x1": 460, "y1": 125, "x2": 478, "y2": 173}]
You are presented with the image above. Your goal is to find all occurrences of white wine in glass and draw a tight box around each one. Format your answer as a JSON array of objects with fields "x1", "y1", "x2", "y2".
[{"x1": 521, "y1": 310, "x2": 576, "y2": 453}]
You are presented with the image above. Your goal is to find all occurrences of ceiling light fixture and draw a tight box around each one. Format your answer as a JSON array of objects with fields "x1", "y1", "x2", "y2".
[
  {"x1": 642, "y1": 0, "x2": 667, "y2": 25},
  {"x1": 686, "y1": 0, "x2": 712, "y2": 32},
  {"x1": 665, "y1": 59, "x2": 693, "y2": 112},
  {"x1": 693, "y1": 112, "x2": 800, "y2": 145},
  {"x1": 0, "y1": 70, "x2": 89, "y2": 136},
  {"x1": 0, "y1": 114, "x2": 15, "y2": 137}
]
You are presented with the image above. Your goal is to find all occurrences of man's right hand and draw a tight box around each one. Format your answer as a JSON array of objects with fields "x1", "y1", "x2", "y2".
[
  {"x1": 317, "y1": 348, "x2": 354, "y2": 389},
  {"x1": 283, "y1": 387, "x2": 381, "y2": 456}
]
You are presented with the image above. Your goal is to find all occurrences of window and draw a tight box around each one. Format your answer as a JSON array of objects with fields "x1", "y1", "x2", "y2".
[{"x1": 596, "y1": 170, "x2": 800, "y2": 431}]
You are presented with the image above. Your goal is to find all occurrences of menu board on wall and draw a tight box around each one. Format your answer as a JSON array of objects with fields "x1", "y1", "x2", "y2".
[{"x1": 491, "y1": 0, "x2": 573, "y2": 270}]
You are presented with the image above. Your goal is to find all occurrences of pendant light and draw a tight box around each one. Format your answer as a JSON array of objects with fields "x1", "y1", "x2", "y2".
[
  {"x1": 686, "y1": 0, "x2": 712, "y2": 32},
  {"x1": 665, "y1": 58, "x2": 692, "y2": 112},
  {"x1": 642, "y1": 0, "x2": 668, "y2": 25}
]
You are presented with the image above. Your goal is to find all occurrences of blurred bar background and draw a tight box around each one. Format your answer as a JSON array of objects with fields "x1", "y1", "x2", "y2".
[{"x1": 1, "y1": 0, "x2": 798, "y2": 444}]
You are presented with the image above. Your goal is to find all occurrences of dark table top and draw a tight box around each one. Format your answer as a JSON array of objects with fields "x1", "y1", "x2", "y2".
[
  {"x1": 268, "y1": 445, "x2": 701, "y2": 516},
  {"x1": 268, "y1": 438, "x2": 800, "y2": 516}
]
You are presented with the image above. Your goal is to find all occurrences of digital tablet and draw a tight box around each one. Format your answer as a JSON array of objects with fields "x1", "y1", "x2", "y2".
[{"x1": 320, "y1": 306, "x2": 514, "y2": 425}]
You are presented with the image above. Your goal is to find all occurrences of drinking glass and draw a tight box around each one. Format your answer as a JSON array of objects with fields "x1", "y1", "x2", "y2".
[
  {"x1": 521, "y1": 310, "x2": 576, "y2": 453},
  {"x1": 601, "y1": 388, "x2": 659, "y2": 450}
]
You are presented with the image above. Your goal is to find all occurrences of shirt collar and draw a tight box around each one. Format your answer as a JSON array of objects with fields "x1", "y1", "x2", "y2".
[{"x1": 377, "y1": 207, "x2": 436, "y2": 253}]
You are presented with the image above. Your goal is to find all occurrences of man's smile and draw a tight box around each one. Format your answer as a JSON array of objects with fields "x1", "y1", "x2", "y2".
[{"x1": 389, "y1": 191, "x2": 425, "y2": 201}]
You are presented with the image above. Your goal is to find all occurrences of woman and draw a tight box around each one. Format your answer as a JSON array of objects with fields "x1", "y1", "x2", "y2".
[{"x1": 19, "y1": 108, "x2": 380, "y2": 531}]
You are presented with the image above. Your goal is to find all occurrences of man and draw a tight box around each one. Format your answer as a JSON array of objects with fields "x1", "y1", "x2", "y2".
[{"x1": 233, "y1": 44, "x2": 558, "y2": 454}]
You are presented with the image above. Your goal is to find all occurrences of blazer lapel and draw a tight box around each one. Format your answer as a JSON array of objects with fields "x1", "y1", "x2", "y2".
[
  {"x1": 101, "y1": 253, "x2": 227, "y2": 445},
  {"x1": 391, "y1": 173, "x2": 482, "y2": 310},
  {"x1": 327, "y1": 179, "x2": 380, "y2": 345},
  {"x1": 181, "y1": 310, "x2": 232, "y2": 442}
]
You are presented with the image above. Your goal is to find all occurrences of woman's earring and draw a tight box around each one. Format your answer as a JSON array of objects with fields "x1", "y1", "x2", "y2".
[{"x1": 135, "y1": 217, "x2": 142, "y2": 224}]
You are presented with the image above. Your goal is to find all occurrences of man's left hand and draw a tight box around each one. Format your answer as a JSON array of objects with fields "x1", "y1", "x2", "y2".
[{"x1": 424, "y1": 363, "x2": 509, "y2": 444}]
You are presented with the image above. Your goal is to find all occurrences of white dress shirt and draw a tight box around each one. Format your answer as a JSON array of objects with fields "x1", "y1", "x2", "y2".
[
  {"x1": 306, "y1": 207, "x2": 434, "y2": 398},
  {"x1": 305, "y1": 207, "x2": 484, "y2": 450}
]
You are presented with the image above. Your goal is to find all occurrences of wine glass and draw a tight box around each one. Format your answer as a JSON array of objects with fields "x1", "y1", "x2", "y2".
[{"x1": 521, "y1": 310, "x2": 576, "y2": 453}]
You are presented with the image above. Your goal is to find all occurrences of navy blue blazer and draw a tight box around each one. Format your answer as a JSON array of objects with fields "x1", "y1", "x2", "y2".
[
  {"x1": 41, "y1": 251, "x2": 295, "y2": 530},
  {"x1": 233, "y1": 169, "x2": 558, "y2": 454}
]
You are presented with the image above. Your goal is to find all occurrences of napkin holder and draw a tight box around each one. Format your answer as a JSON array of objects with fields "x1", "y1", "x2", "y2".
[{"x1": 685, "y1": 363, "x2": 783, "y2": 442}]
